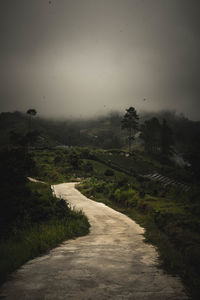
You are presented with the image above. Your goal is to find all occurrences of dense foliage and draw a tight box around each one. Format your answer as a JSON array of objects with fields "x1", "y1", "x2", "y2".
[
  {"x1": 1, "y1": 110, "x2": 200, "y2": 178},
  {"x1": 0, "y1": 148, "x2": 90, "y2": 284},
  {"x1": 78, "y1": 171, "x2": 200, "y2": 299},
  {"x1": 121, "y1": 107, "x2": 139, "y2": 152},
  {"x1": 0, "y1": 148, "x2": 72, "y2": 238},
  {"x1": 1, "y1": 109, "x2": 200, "y2": 298},
  {"x1": 140, "y1": 117, "x2": 174, "y2": 159}
]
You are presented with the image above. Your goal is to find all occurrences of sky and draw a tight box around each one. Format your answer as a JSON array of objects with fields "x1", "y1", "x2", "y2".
[{"x1": 0, "y1": 0, "x2": 200, "y2": 120}]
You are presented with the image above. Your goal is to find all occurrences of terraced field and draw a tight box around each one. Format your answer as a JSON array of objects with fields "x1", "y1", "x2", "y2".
[{"x1": 94, "y1": 151, "x2": 190, "y2": 192}]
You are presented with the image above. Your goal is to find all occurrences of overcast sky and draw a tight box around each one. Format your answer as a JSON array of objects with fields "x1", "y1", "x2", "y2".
[{"x1": 0, "y1": 0, "x2": 199, "y2": 120}]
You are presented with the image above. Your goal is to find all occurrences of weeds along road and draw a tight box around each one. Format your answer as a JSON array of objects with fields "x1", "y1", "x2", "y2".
[{"x1": 0, "y1": 183, "x2": 188, "y2": 300}]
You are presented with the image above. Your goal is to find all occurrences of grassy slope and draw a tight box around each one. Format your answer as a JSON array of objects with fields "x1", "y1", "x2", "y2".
[
  {"x1": 31, "y1": 148, "x2": 127, "y2": 184},
  {"x1": 74, "y1": 151, "x2": 199, "y2": 300},
  {"x1": 0, "y1": 181, "x2": 90, "y2": 285},
  {"x1": 77, "y1": 181, "x2": 198, "y2": 299},
  {"x1": 30, "y1": 148, "x2": 200, "y2": 298}
]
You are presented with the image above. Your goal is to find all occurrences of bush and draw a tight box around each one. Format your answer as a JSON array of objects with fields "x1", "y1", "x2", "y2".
[
  {"x1": 82, "y1": 161, "x2": 93, "y2": 172},
  {"x1": 127, "y1": 197, "x2": 138, "y2": 207},
  {"x1": 94, "y1": 181, "x2": 105, "y2": 193},
  {"x1": 185, "y1": 245, "x2": 200, "y2": 274},
  {"x1": 115, "y1": 177, "x2": 128, "y2": 188},
  {"x1": 113, "y1": 188, "x2": 136, "y2": 204},
  {"x1": 139, "y1": 191, "x2": 146, "y2": 198},
  {"x1": 104, "y1": 169, "x2": 114, "y2": 176},
  {"x1": 54, "y1": 155, "x2": 63, "y2": 165}
]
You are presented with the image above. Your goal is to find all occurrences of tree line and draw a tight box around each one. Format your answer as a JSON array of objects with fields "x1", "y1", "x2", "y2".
[
  {"x1": 1, "y1": 107, "x2": 200, "y2": 179},
  {"x1": 121, "y1": 106, "x2": 174, "y2": 160}
]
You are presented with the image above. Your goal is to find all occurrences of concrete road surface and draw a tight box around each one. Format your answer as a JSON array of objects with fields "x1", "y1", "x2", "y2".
[{"x1": 0, "y1": 182, "x2": 188, "y2": 299}]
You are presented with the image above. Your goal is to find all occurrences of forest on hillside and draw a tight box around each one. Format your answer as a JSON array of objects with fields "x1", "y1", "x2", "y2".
[
  {"x1": 1, "y1": 108, "x2": 200, "y2": 298},
  {"x1": 1, "y1": 109, "x2": 200, "y2": 180}
]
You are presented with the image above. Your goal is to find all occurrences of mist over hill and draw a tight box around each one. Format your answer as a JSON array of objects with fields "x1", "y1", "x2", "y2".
[{"x1": 1, "y1": 109, "x2": 200, "y2": 154}]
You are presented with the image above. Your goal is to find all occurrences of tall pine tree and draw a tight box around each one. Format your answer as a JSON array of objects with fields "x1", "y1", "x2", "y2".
[{"x1": 121, "y1": 107, "x2": 139, "y2": 153}]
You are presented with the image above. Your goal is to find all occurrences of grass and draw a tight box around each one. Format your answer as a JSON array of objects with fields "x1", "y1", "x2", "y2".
[
  {"x1": 31, "y1": 148, "x2": 127, "y2": 184},
  {"x1": 95, "y1": 150, "x2": 158, "y2": 175},
  {"x1": 31, "y1": 149, "x2": 70, "y2": 183},
  {"x1": 0, "y1": 182, "x2": 90, "y2": 285},
  {"x1": 77, "y1": 179, "x2": 200, "y2": 299},
  {"x1": 95, "y1": 149, "x2": 191, "y2": 182},
  {"x1": 30, "y1": 147, "x2": 200, "y2": 298},
  {"x1": 82, "y1": 158, "x2": 125, "y2": 180}
]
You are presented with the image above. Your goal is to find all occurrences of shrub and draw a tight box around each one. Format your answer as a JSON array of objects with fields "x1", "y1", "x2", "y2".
[
  {"x1": 127, "y1": 198, "x2": 138, "y2": 207},
  {"x1": 104, "y1": 169, "x2": 114, "y2": 176},
  {"x1": 82, "y1": 161, "x2": 93, "y2": 172},
  {"x1": 113, "y1": 188, "x2": 136, "y2": 204},
  {"x1": 94, "y1": 181, "x2": 105, "y2": 193},
  {"x1": 54, "y1": 155, "x2": 63, "y2": 165},
  {"x1": 185, "y1": 245, "x2": 200, "y2": 274},
  {"x1": 139, "y1": 191, "x2": 146, "y2": 198},
  {"x1": 48, "y1": 170, "x2": 60, "y2": 182},
  {"x1": 115, "y1": 177, "x2": 128, "y2": 188}
]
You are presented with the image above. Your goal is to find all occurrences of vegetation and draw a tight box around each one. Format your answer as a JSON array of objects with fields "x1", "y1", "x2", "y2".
[
  {"x1": 0, "y1": 197, "x2": 89, "y2": 285},
  {"x1": 161, "y1": 119, "x2": 174, "y2": 158},
  {"x1": 77, "y1": 172, "x2": 200, "y2": 299},
  {"x1": 28, "y1": 144, "x2": 200, "y2": 299},
  {"x1": 0, "y1": 147, "x2": 90, "y2": 285},
  {"x1": 1, "y1": 108, "x2": 200, "y2": 299},
  {"x1": 26, "y1": 108, "x2": 37, "y2": 132},
  {"x1": 121, "y1": 106, "x2": 139, "y2": 152},
  {"x1": 140, "y1": 117, "x2": 174, "y2": 161},
  {"x1": 0, "y1": 110, "x2": 200, "y2": 168},
  {"x1": 140, "y1": 117, "x2": 161, "y2": 154},
  {"x1": 30, "y1": 148, "x2": 124, "y2": 184}
]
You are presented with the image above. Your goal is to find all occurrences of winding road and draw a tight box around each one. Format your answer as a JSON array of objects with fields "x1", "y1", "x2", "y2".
[{"x1": 0, "y1": 183, "x2": 188, "y2": 299}]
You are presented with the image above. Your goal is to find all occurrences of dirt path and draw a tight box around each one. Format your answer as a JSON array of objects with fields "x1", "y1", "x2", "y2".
[{"x1": 0, "y1": 183, "x2": 188, "y2": 299}]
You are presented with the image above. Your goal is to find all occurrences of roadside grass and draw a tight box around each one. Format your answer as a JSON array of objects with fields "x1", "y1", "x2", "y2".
[
  {"x1": 77, "y1": 179, "x2": 200, "y2": 299},
  {"x1": 31, "y1": 150, "x2": 69, "y2": 183},
  {"x1": 31, "y1": 149, "x2": 78, "y2": 183},
  {"x1": 0, "y1": 182, "x2": 90, "y2": 285},
  {"x1": 30, "y1": 148, "x2": 199, "y2": 298},
  {"x1": 31, "y1": 148, "x2": 127, "y2": 184}
]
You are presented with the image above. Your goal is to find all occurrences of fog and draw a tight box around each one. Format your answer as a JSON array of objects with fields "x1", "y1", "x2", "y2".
[{"x1": 0, "y1": 0, "x2": 200, "y2": 120}]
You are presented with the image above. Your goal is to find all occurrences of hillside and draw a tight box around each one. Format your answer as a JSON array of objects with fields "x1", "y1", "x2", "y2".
[
  {"x1": 1, "y1": 110, "x2": 200, "y2": 181},
  {"x1": 27, "y1": 146, "x2": 200, "y2": 298},
  {"x1": 1, "y1": 110, "x2": 200, "y2": 297},
  {"x1": 1, "y1": 110, "x2": 200, "y2": 152},
  {"x1": 0, "y1": 111, "x2": 123, "y2": 149}
]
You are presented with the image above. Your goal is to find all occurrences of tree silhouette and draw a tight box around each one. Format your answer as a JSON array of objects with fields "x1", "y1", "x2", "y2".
[
  {"x1": 26, "y1": 109, "x2": 37, "y2": 132},
  {"x1": 26, "y1": 109, "x2": 37, "y2": 149},
  {"x1": 140, "y1": 117, "x2": 161, "y2": 153},
  {"x1": 140, "y1": 118, "x2": 174, "y2": 159},
  {"x1": 121, "y1": 107, "x2": 139, "y2": 153},
  {"x1": 161, "y1": 119, "x2": 174, "y2": 159}
]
